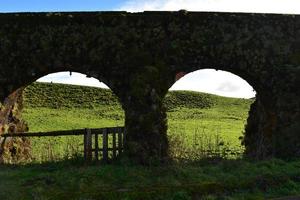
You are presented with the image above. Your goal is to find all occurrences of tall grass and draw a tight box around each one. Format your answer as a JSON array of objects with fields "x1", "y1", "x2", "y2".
[
  {"x1": 168, "y1": 125, "x2": 244, "y2": 162},
  {"x1": 6, "y1": 125, "x2": 245, "y2": 164},
  {"x1": 30, "y1": 136, "x2": 83, "y2": 163}
]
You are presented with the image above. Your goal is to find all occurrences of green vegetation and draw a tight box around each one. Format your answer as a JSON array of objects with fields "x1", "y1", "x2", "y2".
[
  {"x1": 24, "y1": 82, "x2": 121, "y2": 109},
  {"x1": 1, "y1": 159, "x2": 300, "y2": 199},
  {"x1": 166, "y1": 91, "x2": 252, "y2": 159},
  {"x1": 23, "y1": 82, "x2": 253, "y2": 161},
  {"x1": 2, "y1": 82, "x2": 299, "y2": 199}
]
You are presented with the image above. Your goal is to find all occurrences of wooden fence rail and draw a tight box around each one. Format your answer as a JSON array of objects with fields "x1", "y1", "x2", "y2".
[{"x1": 0, "y1": 127, "x2": 125, "y2": 163}]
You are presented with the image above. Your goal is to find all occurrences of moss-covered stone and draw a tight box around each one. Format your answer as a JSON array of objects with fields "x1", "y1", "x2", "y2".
[{"x1": 0, "y1": 88, "x2": 30, "y2": 163}]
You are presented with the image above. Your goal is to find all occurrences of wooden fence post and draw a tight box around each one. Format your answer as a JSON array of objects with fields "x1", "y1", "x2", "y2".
[
  {"x1": 112, "y1": 128, "x2": 117, "y2": 159},
  {"x1": 84, "y1": 129, "x2": 92, "y2": 162},
  {"x1": 118, "y1": 127, "x2": 123, "y2": 155},
  {"x1": 95, "y1": 132, "x2": 99, "y2": 161},
  {"x1": 102, "y1": 128, "x2": 108, "y2": 163},
  {"x1": 122, "y1": 127, "x2": 126, "y2": 149},
  {"x1": 84, "y1": 131, "x2": 86, "y2": 160}
]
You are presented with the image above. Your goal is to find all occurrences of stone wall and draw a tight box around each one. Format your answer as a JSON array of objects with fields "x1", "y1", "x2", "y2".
[{"x1": 0, "y1": 11, "x2": 299, "y2": 163}]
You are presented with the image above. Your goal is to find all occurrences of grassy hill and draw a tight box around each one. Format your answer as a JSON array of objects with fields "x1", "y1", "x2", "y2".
[
  {"x1": 22, "y1": 82, "x2": 253, "y2": 161},
  {"x1": 24, "y1": 82, "x2": 229, "y2": 110},
  {"x1": 24, "y1": 82, "x2": 121, "y2": 109}
]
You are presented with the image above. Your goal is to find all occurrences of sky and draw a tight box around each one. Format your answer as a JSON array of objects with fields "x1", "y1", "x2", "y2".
[
  {"x1": 1, "y1": 0, "x2": 300, "y2": 98},
  {"x1": 40, "y1": 70, "x2": 256, "y2": 98}
]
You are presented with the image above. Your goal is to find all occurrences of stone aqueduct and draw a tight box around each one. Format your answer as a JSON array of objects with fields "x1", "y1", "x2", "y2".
[{"x1": 0, "y1": 11, "x2": 299, "y2": 163}]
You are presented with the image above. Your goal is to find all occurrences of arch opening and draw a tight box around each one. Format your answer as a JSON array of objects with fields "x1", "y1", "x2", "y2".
[
  {"x1": 0, "y1": 72, "x2": 125, "y2": 163},
  {"x1": 164, "y1": 69, "x2": 256, "y2": 161}
]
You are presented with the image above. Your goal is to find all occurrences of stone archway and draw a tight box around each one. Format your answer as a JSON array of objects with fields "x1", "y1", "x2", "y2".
[
  {"x1": 0, "y1": 71, "x2": 125, "y2": 162},
  {"x1": 166, "y1": 69, "x2": 256, "y2": 159},
  {"x1": 166, "y1": 68, "x2": 273, "y2": 160},
  {"x1": 0, "y1": 11, "x2": 300, "y2": 163}
]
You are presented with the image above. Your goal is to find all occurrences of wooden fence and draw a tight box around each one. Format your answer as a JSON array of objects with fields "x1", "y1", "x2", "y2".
[{"x1": 0, "y1": 127, "x2": 125, "y2": 163}]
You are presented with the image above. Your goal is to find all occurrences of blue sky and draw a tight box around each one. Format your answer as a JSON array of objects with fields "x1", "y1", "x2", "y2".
[
  {"x1": 1, "y1": 0, "x2": 299, "y2": 13},
  {"x1": 1, "y1": 0, "x2": 299, "y2": 98},
  {"x1": 0, "y1": 0, "x2": 124, "y2": 12}
]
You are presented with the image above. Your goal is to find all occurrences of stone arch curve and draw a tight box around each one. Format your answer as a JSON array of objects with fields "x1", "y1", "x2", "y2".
[
  {"x1": 166, "y1": 68, "x2": 258, "y2": 156},
  {"x1": 0, "y1": 68, "x2": 125, "y2": 128},
  {"x1": 162, "y1": 47, "x2": 297, "y2": 160},
  {"x1": 2, "y1": 67, "x2": 121, "y2": 103}
]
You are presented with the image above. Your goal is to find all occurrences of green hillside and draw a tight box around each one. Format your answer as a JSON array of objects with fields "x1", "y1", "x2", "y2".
[
  {"x1": 21, "y1": 82, "x2": 254, "y2": 161},
  {"x1": 24, "y1": 82, "x2": 227, "y2": 110},
  {"x1": 24, "y1": 82, "x2": 252, "y2": 112},
  {"x1": 24, "y1": 82, "x2": 121, "y2": 109}
]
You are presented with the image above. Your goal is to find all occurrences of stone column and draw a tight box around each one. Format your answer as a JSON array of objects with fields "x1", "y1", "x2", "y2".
[
  {"x1": 243, "y1": 93, "x2": 277, "y2": 159},
  {"x1": 244, "y1": 68, "x2": 300, "y2": 159},
  {"x1": 121, "y1": 66, "x2": 170, "y2": 164},
  {"x1": 123, "y1": 93, "x2": 168, "y2": 164},
  {"x1": 271, "y1": 68, "x2": 300, "y2": 158}
]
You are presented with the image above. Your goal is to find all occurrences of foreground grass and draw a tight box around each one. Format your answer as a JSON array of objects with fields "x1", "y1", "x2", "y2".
[{"x1": 1, "y1": 159, "x2": 300, "y2": 200}]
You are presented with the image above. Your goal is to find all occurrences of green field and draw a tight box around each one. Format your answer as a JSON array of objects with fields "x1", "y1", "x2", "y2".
[
  {"x1": 21, "y1": 82, "x2": 252, "y2": 161},
  {"x1": 2, "y1": 82, "x2": 300, "y2": 199}
]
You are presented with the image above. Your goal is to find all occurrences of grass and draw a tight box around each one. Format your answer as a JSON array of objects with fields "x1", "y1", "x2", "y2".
[
  {"x1": 1, "y1": 159, "x2": 300, "y2": 199},
  {"x1": 21, "y1": 82, "x2": 253, "y2": 161},
  {"x1": 2, "y1": 82, "x2": 300, "y2": 199}
]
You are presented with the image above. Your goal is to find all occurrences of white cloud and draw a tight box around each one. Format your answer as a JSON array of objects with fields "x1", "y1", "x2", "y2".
[
  {"x1": 217, "y1": 81, "x2": 240, "y2": 93},
  {"x1": 119, "y1": 0, "x2": 300, "y2": 14},
  {"x1": 37, "y1": 72, "x2": 109, "y2": 88},
  {"x1": 169, "y1": 69, "x2": 256, "y2": 98}
]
